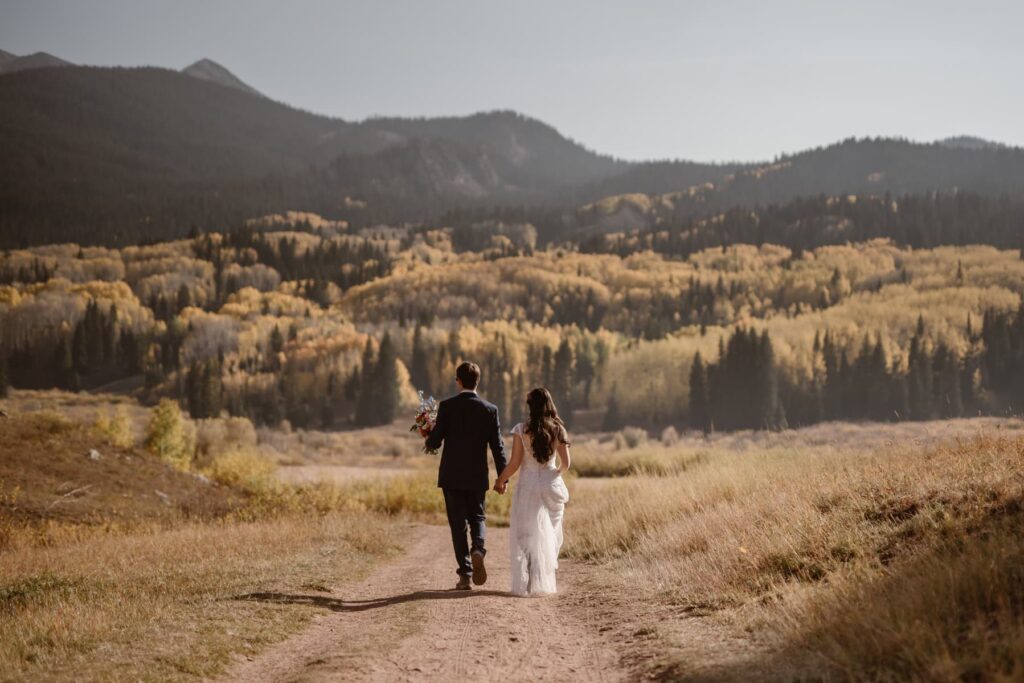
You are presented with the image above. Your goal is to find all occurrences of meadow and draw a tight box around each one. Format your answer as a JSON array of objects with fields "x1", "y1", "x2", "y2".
[
  {"x1": 566, "y1": 421, "x2": 1024, "y2": 680},
  {"x1": 2, "y1": 390, "x2": 1022, "y2": 680}
]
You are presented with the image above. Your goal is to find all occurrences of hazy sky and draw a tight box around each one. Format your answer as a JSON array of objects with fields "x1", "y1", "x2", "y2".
[{"x1": 2, "y1": 0, "x2": 1022, "y2": 161}]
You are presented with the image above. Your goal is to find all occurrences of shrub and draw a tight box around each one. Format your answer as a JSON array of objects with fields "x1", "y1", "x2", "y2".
[
  {"x1": 193, "y1": 416, "x2": 258, "y2": 467},
  {"x1": 19, "y1": 411, "x2": 75, "y2": 442},
  {"x1": 93, "y1": 406, "x2": 134, "y2": 449},
  {"x1": 203, "y1": 449, "x2": 277, "y2": 494},
  {"x1": 660, "y1": 426, "x2": 680, "y2": 447},
  {"x1": 613, "y1": 426, "x2": 647, "y2": 450},
  {"x1": 145, "y1": 399, "x2": 194, "y2": 470}
]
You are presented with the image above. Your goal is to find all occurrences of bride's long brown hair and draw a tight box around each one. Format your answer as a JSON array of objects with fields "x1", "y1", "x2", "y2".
[{"x1": 525, "y1": 387, "x2": 570, "y2": 463}]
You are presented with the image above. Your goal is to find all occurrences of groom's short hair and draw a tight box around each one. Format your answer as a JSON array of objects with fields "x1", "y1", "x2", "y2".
[{"x1": 456, "y1": 361, "x2": 481, "y2": 390}]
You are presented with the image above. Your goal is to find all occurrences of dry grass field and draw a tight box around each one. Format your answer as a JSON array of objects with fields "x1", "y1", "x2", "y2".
[
  {"x1": 565, "y1": 422, "x2": 1024, "y2": 681},
  {"x1": 0, "y1": 408, "x2": 403, "y2": 681},
  {"x1": 2, "y1": 390, "x2": 1023, "y2": 681},
  {"x1": 0, "y1": 512, "x2": 397, "y2": 681},
  {"x1": 0, "y1": 397, "x2": 509, "y2": 682}
]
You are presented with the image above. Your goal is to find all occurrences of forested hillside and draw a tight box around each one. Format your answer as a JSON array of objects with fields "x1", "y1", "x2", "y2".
[
  {"x1": 581, "y1": 191, "x2": 1024, "y2": 255},
  {"x1": 3, "y1": 64, "x2": 1024, "y2": 248},
  {"x1": 0, "y1": 66, "x2": 622, "y2": 246},
  {"x1": 3, "y1": 209, "x2": 1023, "y2": 432}
]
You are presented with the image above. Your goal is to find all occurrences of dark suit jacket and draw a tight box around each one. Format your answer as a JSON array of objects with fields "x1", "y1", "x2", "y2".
[{"x1": 426, "y1": 391, "x2": 507, "y2": 491}]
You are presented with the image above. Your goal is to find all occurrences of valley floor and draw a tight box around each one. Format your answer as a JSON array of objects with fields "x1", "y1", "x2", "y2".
[{"x1": 3, "y1": 400, "x2": 1022, "y2": 681}]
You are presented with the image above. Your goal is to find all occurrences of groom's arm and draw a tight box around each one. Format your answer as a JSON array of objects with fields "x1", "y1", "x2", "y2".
[
  {"x1": 488, "y1": 407, "x2": 508, "y2": 476},
  {"x1": 425, "y1": 401, "x2": 448, "y2": 451}
]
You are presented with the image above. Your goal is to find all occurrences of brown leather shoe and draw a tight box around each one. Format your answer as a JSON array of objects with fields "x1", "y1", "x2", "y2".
[
  {"x1": 471, "y1": 550, "x2": 487, "y2": 585},
  {"x1": 455, "y1": 575, "x2": 472, "y2": 590}
]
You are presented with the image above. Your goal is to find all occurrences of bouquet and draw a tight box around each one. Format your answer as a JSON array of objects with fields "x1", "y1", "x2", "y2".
[{"x1": 410, "y1": 391, "x2": 439, "y2": 455}]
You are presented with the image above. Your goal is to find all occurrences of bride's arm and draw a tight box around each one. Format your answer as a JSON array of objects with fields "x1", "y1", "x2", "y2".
[
  {"x1": 495, "y1": 434, "x2": 524, "y2": 491},
  {"x1": 556, "y1": 439, "x2": 571, "y2": 473}
]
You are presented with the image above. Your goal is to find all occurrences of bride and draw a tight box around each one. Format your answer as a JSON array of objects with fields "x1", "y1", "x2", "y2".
[{"x1": 493, "y1": 387, "x2": 571, "y2": 597}]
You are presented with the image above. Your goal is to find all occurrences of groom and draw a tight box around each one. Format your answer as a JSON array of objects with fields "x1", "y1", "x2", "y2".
[{"x1": 425, "y1": 361, "x2": 508, "y2": 590}]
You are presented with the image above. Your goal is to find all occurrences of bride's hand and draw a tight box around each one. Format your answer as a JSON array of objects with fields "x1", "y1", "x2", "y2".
[{"x1": 493, "y1": 479, "x2": 507, "y2": 494}]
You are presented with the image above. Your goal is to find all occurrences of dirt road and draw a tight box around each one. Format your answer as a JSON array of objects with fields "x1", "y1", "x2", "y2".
[{"x1": 219, "y1": 525, "x2": 630, "y2": 682}]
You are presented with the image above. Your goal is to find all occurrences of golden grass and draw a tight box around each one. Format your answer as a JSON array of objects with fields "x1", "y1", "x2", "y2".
[
  {"x1": 235, "y1": 470, "x2": 513, "y2": 527},
  {"x1": 203, "y1": 448, "x2": 278, "y2": 493},
  {"x1": 565, "y1": 432, "x2": 1024, "y2": 679},
  {"x1": 782, "y1": 528, "x2": 1024, "y2": 681},
  {"x1": 11, "y1": 397, "x2": 1019, "y2": 679},
  {"x1": 0, "y1": 512, "x2": 397, "y2": 681},
  {"x1": 572, "y1": 443, "x2": 707, "y2": 478}
]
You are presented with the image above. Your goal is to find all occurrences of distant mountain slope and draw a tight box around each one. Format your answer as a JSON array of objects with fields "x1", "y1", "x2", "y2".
[
  {"x1": 712, "y1": 137, "x2": 1024, "y2": 204},
  {"x1": 2, "y1": 61, "x2": 1024, "y2": 248},
  {"x1": 579, "y1": 191, "x2": 1024, "y2": 257},
  {"x1": 578, "y1": 159, "x2": 748, "y2": 202},
  {"x1": 0, "y1": 65, "x2": 631, "y2": 246},
  {"x1": 0, "y1": 66, "x2": 354, "y2": 245},
  {"x1": 577, "y1": 138, "x2": 1024, "y2": 235},
  {"x1": 0, "y1": 49, "x2": 16, "y2": 68},
  {"x1": 359, "y1": 111, "x2": 627, "y2": 188},
  {"x1": 0, "y1": 50, "x2": 73, "y2": 74},
  {"x1": 182, "y1": 58, "x2": 264, "y2": 98}
]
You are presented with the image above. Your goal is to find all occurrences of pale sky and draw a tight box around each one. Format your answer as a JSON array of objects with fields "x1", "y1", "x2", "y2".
[{"x1": 2, "y1": 0, "x2": 1022, "y2": 162}]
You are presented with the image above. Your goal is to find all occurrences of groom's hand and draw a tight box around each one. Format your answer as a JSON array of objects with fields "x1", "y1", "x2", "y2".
[{"x1": 493, "y1": 480, "x2": 507, "y2": 494}]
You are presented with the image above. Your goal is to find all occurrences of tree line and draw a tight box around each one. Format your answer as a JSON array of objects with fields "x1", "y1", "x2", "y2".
[
  {"x1": 687, "y1": 307, "x2": 1024, "y2": 434},
  {"x1": 3, "y1": 298, "x2": 1024, "y2": 433}
]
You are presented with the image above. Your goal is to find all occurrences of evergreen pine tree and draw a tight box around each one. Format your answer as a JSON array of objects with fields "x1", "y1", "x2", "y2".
[
  {"x1": 176, "y1": 284, "x2": 192, "y2": 312},
  {"x1": 822, "y1": 331, "x2": 842, "y2": 419},
  {"x1": 755, "y1": 330, "x2": 782, "y2": 429},
  {"x1": 269, "y1": 324, "x2": 284, "y2": 354},
  {"x1": 434, "y1": 344, "x2": 449, "y2": 397},
  {"x1": 574, "y1": 338, "x2": 597, "y2": 408},
  {"x1": 202, "y1": 358, "x2": 223, "y2": 418},
  {"x1": 551, "y1": 339, "x2": 574, "y2": 424},
  {"x1": 935, "y1": 344, "x2": 963, "y2": 417},
  {"x1": 72, "y1": 316, "x2": 89, "y2": 373},
  {"x1": 104, "y1": 304, "x2": 118, "y2": 362},
  {"x1": 186, "y1": 360, "x2": 205, "y2": 418},
  {"x1": 55, "y1": 330, "x2": 76, "y2": 390},
  {"x1": 373, "y1": 333, "x2": 400, "y2": 425},
  {"x1": 907, "y1": 321, "x2": 933, "y2": 420},
  {"x1": 512, "y1": 369, "x2": 527, "y2": 425},
  {"x1": 688, "y1": 352, "x2": 711, "y2": 434},
  {"x1": 410, "y1": 325, "x2": 430, "y2": 391},
  {"x1": 354, "y1": 339, "x2": 377, "y2": 426}
]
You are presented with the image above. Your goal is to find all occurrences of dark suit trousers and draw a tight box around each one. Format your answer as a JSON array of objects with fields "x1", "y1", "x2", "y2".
[{"x1": 442, "y1": 488, "x2": 487, "y2": 576}]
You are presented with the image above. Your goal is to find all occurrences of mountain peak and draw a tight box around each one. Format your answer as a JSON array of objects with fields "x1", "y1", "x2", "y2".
[
  {"x1": 182, "y1": 58, "x2": 263, "y2": 98},
  {"x1": 0, "y1": 51, "x2": 74, "y2": 74}
]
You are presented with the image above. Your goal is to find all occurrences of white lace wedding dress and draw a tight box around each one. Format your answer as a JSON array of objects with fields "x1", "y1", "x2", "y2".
[{"x1": 509, "y1": 422, "x2": 570, "y2": 597}]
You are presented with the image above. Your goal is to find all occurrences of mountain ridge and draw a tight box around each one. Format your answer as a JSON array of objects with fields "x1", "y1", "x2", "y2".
[{"x1": 2, "y1": 61, "x2": 1024, "y2": 247}]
